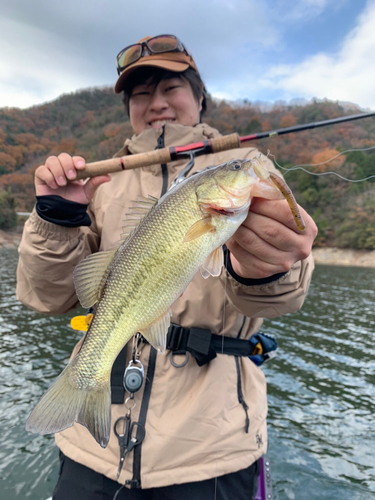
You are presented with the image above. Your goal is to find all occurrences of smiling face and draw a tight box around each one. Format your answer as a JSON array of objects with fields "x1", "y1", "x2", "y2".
[{"x1": 129, "y1": 76, "x2": 203, "y2": 135}]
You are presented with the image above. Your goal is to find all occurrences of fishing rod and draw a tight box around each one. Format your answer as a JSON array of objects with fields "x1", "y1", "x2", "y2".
[{"x1": 76, "y1": 111, "x2": 375, "y2": 179}]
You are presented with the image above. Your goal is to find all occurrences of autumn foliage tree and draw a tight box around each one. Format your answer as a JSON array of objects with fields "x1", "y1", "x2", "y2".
[
  {"x1": 0, "y1": 152, "x2": 16, "y2": 174},
  {"x1": 0, "y1": 189, "x2": 17, "y2": 229},
  {"x1": 0, "y1": 89, "x2": 375, "y2": 248}
]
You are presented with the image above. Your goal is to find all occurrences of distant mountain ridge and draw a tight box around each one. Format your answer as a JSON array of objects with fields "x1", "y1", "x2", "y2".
[
  {"x1": 0, "y1": 87, "x2": 375, "y2": 249},
  {"x1": 224, "y1": 96, "x2": 365, "y2": 113}
]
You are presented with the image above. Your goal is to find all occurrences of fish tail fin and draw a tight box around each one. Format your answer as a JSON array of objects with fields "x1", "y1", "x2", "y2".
[{"x1": 25, "y1": 358, "x2": 111, "y2": 448}]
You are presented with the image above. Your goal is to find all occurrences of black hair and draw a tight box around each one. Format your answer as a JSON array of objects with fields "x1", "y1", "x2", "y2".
[{"x1": 121, "y1": 66, "x2": 207, "y2": 118}]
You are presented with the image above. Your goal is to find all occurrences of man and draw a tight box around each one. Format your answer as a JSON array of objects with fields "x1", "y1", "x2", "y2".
[{"x1": 17, "y1": 34, "x2": 317, "y2": 499}]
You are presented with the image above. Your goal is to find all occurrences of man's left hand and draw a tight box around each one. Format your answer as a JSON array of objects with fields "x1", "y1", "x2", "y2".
[{"x1": 226, "y1": 198, "x2": 318, "y2": 280}]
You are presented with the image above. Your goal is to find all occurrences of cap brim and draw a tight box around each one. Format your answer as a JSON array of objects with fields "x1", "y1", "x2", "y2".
[{"x1": 115, "y1": 59, "x2": 190, "y2": 93}]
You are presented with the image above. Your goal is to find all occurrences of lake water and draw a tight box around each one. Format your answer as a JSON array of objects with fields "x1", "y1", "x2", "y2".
[{"x1": 0, "y1": 247, "x2": 374, "y2": 500}]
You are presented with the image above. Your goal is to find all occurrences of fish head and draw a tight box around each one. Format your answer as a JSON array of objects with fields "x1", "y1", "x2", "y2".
[{"x1": 196, "y1": 158, "x2": 260, "y2": 216}]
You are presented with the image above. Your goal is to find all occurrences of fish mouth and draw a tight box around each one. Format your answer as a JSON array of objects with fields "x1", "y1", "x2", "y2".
[
  {"x1": 219, "y1": 183, "x2": 252, "y2": 197},
  {"x1": 201, "y1": 199, "x2": 251, "y2": 216}
]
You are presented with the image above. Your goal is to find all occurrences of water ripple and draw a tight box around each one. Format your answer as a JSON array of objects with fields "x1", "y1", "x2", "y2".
[
  {"x1": 0, "y1": 249, "x2": 82, "y2": 500},
  {"x1": 1, "y1": 250, "x2": 375, "y2": 499},
  {"x1": 264, "y1": 264, "x2": 375, "y2": 499}
]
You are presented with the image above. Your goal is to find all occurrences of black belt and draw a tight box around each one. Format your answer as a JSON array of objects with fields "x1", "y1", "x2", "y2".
[
  {"x1": 166, "y1": 323, "x2": 254, "y2": 367},
  {"x1": 111, "y1": 323, "x2": 276, "y2": 403}
]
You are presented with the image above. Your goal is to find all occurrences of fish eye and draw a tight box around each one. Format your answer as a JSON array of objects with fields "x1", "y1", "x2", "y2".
[{"x1": 230, "y1": 161, "x2": 241, "y2": 171}]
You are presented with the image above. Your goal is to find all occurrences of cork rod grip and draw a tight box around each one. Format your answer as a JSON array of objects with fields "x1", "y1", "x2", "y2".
[
  {"x1": 209, "y1": 133, "x2": 240, "y2": 153},
  {"x1": 76, "y1": 148, "x2": 172, "y2": 179},
  {"x1": 75, "y1": 133, "x2": 241, "y2": 179}
]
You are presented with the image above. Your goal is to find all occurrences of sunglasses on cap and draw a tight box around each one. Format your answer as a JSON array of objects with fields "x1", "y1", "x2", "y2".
[{"x1": 116, "y1": 34, "x2": 192, "y2": 75}]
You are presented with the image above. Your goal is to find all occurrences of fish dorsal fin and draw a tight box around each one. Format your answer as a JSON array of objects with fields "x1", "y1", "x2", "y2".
[
  {"x1": 73, "y1": 248, "x2": 118, "y2": 308},
  {"x1": 139, "y1": 311, "x2": 172, "y2": 354},
  {"x1": 119, "y1": 195, "x2": 159, "y2": 242},
  {"x1": 184, "y1": 217, "x2": 216, "y2": 243},
  {"x1": 200, "y1": 247, "x2": 224, "y2": 279}
]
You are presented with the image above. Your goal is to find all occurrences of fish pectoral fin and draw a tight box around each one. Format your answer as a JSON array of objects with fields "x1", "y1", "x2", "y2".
[
  {"x1": 73, "y1": 248, "x2": 118, "y2": 308},
  {"x1": 184, "y1": 217, "x2": 216, "y2": 243},
  {"x1": 140, "y1": 311, "x2": 172, "y2": 354},
  {"x1": 200, "y1": 247, "x2": 224, "y2": 279}
]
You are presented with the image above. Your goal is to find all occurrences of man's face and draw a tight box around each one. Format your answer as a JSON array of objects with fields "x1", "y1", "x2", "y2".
[{"x1": 129, "y1": 76, "x2": 202, "y2": 135}]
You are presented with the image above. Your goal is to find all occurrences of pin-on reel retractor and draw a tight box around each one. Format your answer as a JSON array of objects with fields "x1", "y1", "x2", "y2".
[{"x1": 123, "y1": 359, "x2": 144, "y2": 394}]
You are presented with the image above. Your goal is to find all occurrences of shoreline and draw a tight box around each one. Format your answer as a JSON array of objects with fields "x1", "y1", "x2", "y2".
[
  {"x1": 1, "y1": 229, "x2": 374, "y2": 268},
  {"x1": 312, "y1": 247, "x2": 375, "y2": 268},
  {"x1": 0, "y1": 228, "x2": 22, "y2": 248}
]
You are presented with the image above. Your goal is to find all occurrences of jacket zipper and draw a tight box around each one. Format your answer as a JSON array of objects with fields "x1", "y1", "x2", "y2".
[
  {"x1": 157, "y1": 126, "x2": 169, "y2": 198},
  {"x1": 130, "y1": 126, "x2": 169, "y2": 488},
  {"x1": 236, "y1": 316, "x2": 250, "y2": 433}
]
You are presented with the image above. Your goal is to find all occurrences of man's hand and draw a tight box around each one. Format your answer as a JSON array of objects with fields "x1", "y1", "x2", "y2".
[
  {"x1": 226, "y1": 198, "x2": 318, "y2": 280},
  {"x1": 35, "y1": 153, "x2": 110, "y2": 204}
]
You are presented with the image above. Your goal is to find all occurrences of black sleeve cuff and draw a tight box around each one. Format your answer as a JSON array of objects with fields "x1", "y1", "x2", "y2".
[
  {"x1": 224, "y1": 247, "x2": 287, "y2": 286},
  {"x1": 36, "y1": 195, "x2": 91, "y2": 227}
]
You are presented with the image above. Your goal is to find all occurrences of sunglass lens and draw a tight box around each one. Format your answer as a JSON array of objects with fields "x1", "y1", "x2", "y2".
[
  {"x1": 148, "y1": 35, "x2": 178, "y2": 53},
  {"x1": 118, "y1": 45, "x2": 142, "y2": 69}
]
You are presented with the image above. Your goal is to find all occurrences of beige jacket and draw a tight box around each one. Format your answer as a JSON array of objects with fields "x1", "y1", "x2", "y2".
[{"x1": 17, "y1": 123, "x2": 314, "y2": 489}]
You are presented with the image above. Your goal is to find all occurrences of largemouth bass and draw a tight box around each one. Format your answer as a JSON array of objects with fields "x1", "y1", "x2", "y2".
[{"x1": 26, "y1": 158, "x2": 305, "y2": 447}]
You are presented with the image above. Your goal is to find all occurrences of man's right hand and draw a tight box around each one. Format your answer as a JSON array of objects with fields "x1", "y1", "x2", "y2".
[{"x1": 34, "y1": 153, "x2": 111, "y2": 204}]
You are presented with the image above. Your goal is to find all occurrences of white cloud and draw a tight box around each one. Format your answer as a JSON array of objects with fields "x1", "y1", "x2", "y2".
[
  {"x1": 274, "y1": 0, "x2": 341, "y2": 22},
  {"x1": 2, "y1": 0, "x2": 370, "y2": 110},
  {"x1": 0, "y1": 0, "x2": 278, "y2": 108},
  {"x1": 0, "y1": 17, "x2": 95, "y2": 108},
  {"x1": 260, "y1": 0, "x2": 375, "y2": 110}
]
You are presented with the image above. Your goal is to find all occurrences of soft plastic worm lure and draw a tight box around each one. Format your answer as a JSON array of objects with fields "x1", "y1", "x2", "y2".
[{"x1": 268, "y1": 172, "x2": 306, "y2": 231}]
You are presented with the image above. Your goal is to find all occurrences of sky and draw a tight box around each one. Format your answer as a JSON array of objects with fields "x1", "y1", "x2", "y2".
[{"x1": 1, "y1": 0, "x2": 374, "y2": 110}]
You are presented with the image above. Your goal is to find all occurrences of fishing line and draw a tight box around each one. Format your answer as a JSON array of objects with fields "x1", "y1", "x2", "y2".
[
  {"x1": 222, "y1": 249, "x2": 229, "y2": 355},
  {"x1": 213, "y1": 250, "x2": 230, "y2": 500},
  {"x1": 214, "y1": 249, "x2": 240, "y2": 500},
  {"x1": 266, "y1": 145, "x2": 375, "y2": 182},
  {"x1": 213, "y1": 445, "x2": 220, "y2": 500},
  {"x1": 113, "y1": 484, "x2": 125, "y2": 500}
]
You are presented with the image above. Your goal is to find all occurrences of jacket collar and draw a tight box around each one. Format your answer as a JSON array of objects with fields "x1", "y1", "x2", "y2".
[{"x1": 115, "y1": 123, "x2": 221, "y2": 158}]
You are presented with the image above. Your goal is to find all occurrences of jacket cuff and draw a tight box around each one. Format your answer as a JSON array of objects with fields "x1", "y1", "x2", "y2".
[
  {"x1": 36, "y1": 195, "x2": 91, "y2": 227},
  {"x1": 224, "y1": 247, "x2": 287, "y2": 286},
  {"x1": 28, "y1": 209, "x2": 82, "y2": 241}
]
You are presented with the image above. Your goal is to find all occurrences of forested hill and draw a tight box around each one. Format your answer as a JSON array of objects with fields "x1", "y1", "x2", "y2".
[{"x1": 0, "y1": 87, "x2": 375, "y2": 249}]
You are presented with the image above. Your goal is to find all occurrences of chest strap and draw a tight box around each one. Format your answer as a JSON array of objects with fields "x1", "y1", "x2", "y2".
[
  {"x1": 166, "y1": 323, "x2": 277, "y2": 367},
  {"x1": 110, "y1": 324, "x2": 277, "y2": 403}
]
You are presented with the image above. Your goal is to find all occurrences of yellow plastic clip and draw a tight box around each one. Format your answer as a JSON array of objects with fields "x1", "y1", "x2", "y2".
[
  {"x1": 70, "y1": 313, "x2": 93, "y2": 332},
  {"x1": 252, "y1": 342, "x2": 264, "y2": 355},
  {"x1": 86, "y1": 313, "x2": 94, "y2": 325}
]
